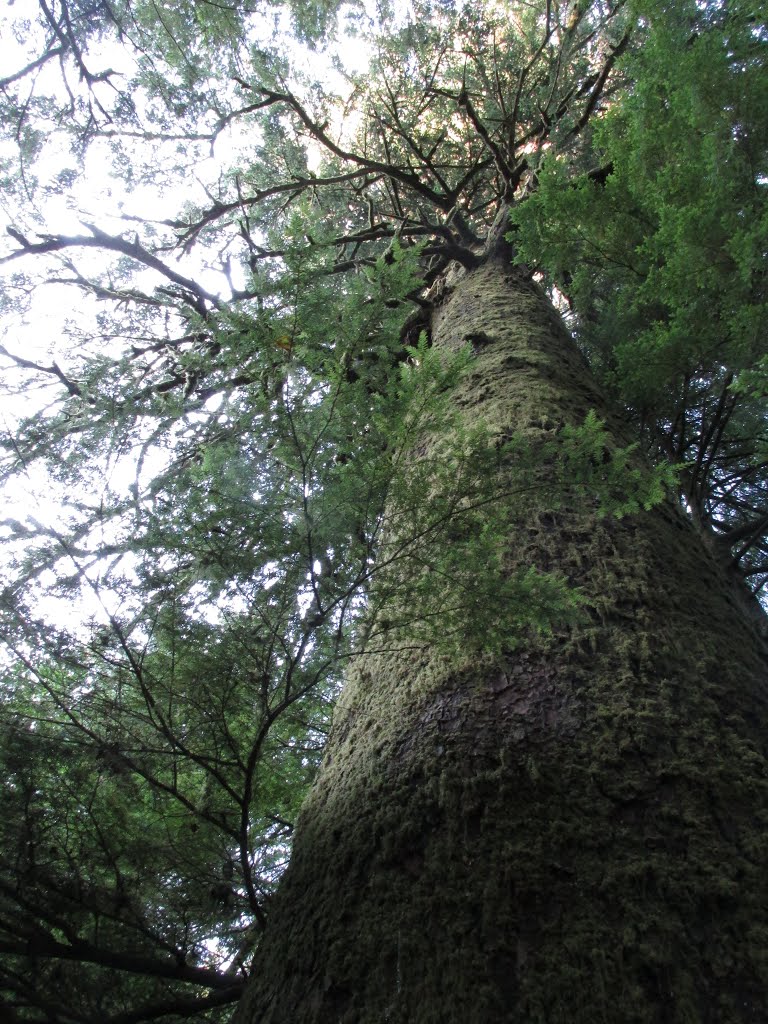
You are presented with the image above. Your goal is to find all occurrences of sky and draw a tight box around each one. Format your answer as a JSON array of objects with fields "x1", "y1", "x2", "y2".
[{"x1": 0, "y1": 0, "x2": 394, "y2": 362}]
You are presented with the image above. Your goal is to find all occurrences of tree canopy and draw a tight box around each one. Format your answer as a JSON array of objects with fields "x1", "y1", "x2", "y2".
[{"x1": 0, "y1": 0, "x2": 765, "y2": 1021}]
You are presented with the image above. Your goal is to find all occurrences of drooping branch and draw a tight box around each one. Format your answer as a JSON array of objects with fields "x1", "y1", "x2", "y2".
[
  {"x1": 0, "y1": 344, "x2": 84, "y2": 398},
  {"x1": 170, "y1": 168, "x2": 383, "y2": 251},
  {"x1": 3, "y1": 225, "x2": 220, "y2": 316},
  {"x1": 0, "y1": 931, "x2": 237, "y2": 990}
]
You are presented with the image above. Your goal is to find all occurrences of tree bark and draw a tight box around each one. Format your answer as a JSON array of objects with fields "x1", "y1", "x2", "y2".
[{"x1": 234, "y1": 253, "x2": 768, "y2": 1024}]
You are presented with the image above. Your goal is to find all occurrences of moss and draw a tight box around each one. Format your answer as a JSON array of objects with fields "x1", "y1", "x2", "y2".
[{"x1": 234, "y1": 256, "x2": 768, "y2": 1024}]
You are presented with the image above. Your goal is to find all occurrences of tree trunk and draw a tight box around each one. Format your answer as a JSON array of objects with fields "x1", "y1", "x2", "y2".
[{"x1": 234, "y1": 253, "x2": 768, "y2": 1024}]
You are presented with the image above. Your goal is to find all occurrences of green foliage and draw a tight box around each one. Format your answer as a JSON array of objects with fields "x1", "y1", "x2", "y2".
[
  {"x1": 559, "y1": 410, "x2": 679, "y2": 518},
  {"x1": 513, "y1": 0, "x2": 768, "y2": 584},
  {"x1": 732, "y1": 355, "x2": 768, "y2": 399},
  {"x1": 4, "y1": 226, "x2": 630, "y2": 1018},
  {"x1": 0, "y1": 228, "x2": 430, "y2": 1020},
  {"x1": 0, "y1": 0, "x2": 765, "y2": 1020},
  {"x1": 357, "y1": 378, "x2": 677, "y2": 656}
]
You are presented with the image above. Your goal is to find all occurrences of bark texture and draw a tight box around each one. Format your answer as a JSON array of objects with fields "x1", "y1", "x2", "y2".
[{"x1": 234, "y1": 255, "x2": 768, "y2": 1024}]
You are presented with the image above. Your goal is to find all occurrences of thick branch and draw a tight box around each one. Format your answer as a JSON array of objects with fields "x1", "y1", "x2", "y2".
[
  {"x1": 564, "y1": 32, "x2": 632, "y2": 141},
  {"x1": 0, "y1": 44, "x2": 66, "y2": 89},
  {"x1": 0, "y1": 932, "x2": 233, "y2": 989},
  {"x1": 37, "y1": 0, "x2": 115, "y2": 88},
  {"x1": 454, "y1": 88, "x2": 517, "y2": 199},
  {"x1": 0, "y1": 933, "x2": 233, "y2": 987},
  {"x1": 714, "y1": 512, "x2": 768, "y2": 551}
]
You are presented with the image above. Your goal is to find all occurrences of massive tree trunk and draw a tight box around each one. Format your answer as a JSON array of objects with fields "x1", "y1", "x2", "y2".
[{"x1": 234, "y1": 252, "x2": 768, "y2": 1024}]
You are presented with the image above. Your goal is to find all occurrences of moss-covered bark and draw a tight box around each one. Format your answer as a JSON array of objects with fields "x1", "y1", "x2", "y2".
[{"x1": 234, "y1": 255, "x2": 768, "y2": 1024}]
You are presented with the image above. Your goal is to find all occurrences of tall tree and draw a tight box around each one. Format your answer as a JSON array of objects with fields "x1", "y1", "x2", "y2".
[{"x1": 0, "y1": 0, "x2": 766, "y2": 1022}]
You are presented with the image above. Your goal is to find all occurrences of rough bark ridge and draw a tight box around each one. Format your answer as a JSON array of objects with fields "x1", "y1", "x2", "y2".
[{"x1": 234, "y1": 256, "x2": 768, "y2": 1024}]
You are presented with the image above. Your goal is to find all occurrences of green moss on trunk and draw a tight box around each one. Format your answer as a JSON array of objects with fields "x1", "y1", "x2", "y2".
[{"x1": 234, "y1": 256, "x2": 768, "y2": 1024}]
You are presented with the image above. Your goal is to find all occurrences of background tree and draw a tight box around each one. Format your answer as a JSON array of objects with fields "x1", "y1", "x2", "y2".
[
  {"x1": 0, "y1": 0, "x2": 766, "y2": 1021},
  {"x1": 513, "y1": 0, "x2": 768, "y2": 600}
]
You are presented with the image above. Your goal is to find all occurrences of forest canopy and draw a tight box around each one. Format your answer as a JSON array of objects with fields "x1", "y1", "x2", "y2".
[{"x1": 0, "y1": 0, "x2": 765, "y2": 1021}]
